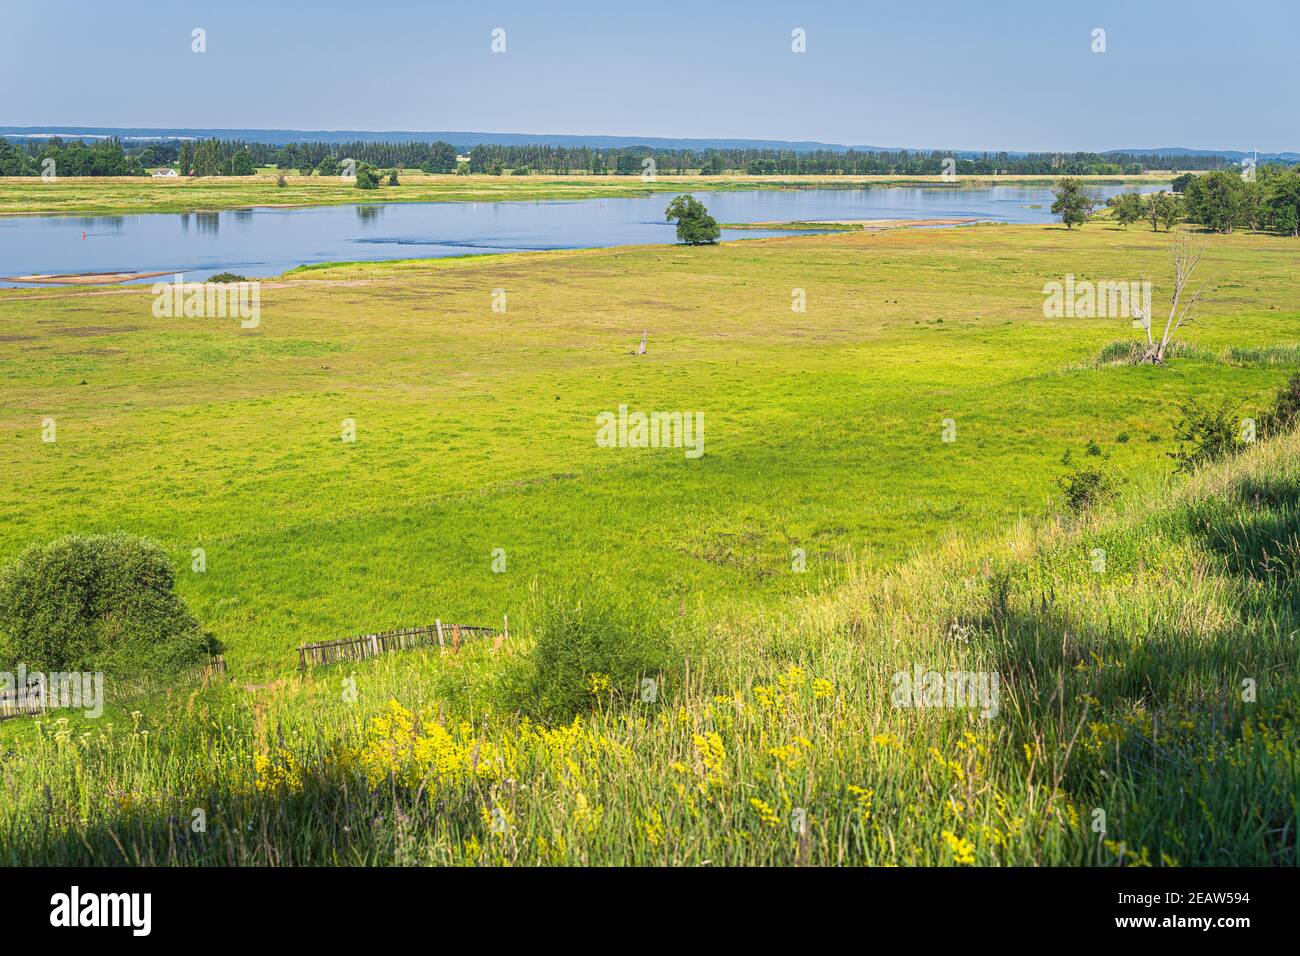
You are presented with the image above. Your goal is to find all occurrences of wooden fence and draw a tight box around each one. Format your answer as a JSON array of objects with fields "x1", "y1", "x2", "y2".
[
  {"x1": 0, "y1": 686, "x2": 46, "y2": 721},
  {"x1": 298, "y1": 619, "x2": 503, "y2": 673},
  {"x1": 0, "y1": 655, "x2": 227, "y2": 722}
]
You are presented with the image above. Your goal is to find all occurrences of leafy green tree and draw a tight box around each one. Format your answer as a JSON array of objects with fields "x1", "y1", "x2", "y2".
[
  {"x1": 1050, "y1": 178, "x2": 1099, "y2": 229},
  {"x1": 230, "y1": 150, "x2": 255, "y2": 176},
  {"x1": 0, "y1": 534, "x2": 211, "y2": 674},
  {"x1": 1158, "y1": 192, "x2": 1183, "y2": 231},
  {"x1": 1183, "y1": 170, "x2": 1245, "y2": 232},
  {"x1": 665, "y1": 195, "x2": 721, "y2": 245},
  {"x1": 1108, "y1": 192, "x2": 1145, "y2": 228},
  {"x1": 1265, "y1": 171, "x2": 1300, "y2": 236},
  {"x1": 1239, "y1": 179, "x2": 1268, "y2": 231},
  {"x1": 0, "y1": 138, "x2": 31, "y2": 175},
  {"x1": 386, "y1": 169, "x2": 400, "y2": 186},
  {"x1": 420, "y1": 141, "x2": 458, "y2": 173},
  {"x1": 191, "y1": 139, "x2": 221, "y2": 177}
]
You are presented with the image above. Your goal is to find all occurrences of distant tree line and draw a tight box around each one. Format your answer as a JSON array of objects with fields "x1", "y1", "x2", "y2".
[
  {"x1": 249, "y1": 140, "x2": 460, "y2": 174},
  {"x1": 463, "y1": 145, "x2": 1246, "y2": 176},
  {"x1": 0, "y1": 136, "x2": 459, "y2": 177},
  {"x1": 4, "y1": 137, "x2": 1296, "y2": 201},
  {"x1": 0, "y1": 136, "x2": 143, "y2": 176},
  {"x1": 1084, "y1": 165, "x2": 1300, "y2": 237},
  {"x1": 1181, "y1": 167, "x2": 1300, "y2": 235}
]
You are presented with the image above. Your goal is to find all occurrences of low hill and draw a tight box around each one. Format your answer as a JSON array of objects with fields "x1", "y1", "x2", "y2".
[{"x1": 4, "y1": 424, "x2": 1296, "y2": 865}]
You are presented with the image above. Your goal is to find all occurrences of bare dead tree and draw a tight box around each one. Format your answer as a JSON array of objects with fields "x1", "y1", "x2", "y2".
[{"x1": 1136, "y1": 231, "x2": 1211, "y2": 364}]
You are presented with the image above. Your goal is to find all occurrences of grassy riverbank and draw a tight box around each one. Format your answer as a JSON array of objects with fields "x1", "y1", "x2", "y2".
[{"x1": 0, "y1": 172, "x2": 1172, "y2": 217}]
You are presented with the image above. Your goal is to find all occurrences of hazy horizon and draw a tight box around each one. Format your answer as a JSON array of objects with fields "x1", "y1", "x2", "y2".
[
  {"x1": 3, "y1": 0, "x2": 1295, "y2": 153},
  {"x1": 0, "y1": 125, "x2": 1294, "y2": 158}
]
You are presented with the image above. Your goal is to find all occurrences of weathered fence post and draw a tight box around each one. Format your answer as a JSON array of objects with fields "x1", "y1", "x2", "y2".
[
  {"x1": 370, "y1": 634, "x2": 380, "y2": 658},
  {"x1": 299, "y1": 646, "x2": 306, "y2": 675},
  {"x1": 435, "y1": 619, "x2": 445, "y2": 655},
  {"x1": 503, "y1": 614, "x2": 509, "y2": 640}
]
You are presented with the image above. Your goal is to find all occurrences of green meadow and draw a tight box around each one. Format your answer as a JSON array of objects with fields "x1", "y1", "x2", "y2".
[
  {"x1": 0, "y1": 171, "x2": 1169, "y2": 218},
  {"x1": 1, "y1": 219, "x2": 1298, "y2": 866},
  {"x1": 1, "y1": 224, "x2": 1297, "y2": 678}
]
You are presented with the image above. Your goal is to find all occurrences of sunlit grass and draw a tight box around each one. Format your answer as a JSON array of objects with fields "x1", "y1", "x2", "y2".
[
  {"x1": 0, "y1": 171, "x2": 1171, "y2": 217},
  {"x1": 2, "y1": 429, "x2": 1296, "y2": 865},
  {"x1": 1, "y1": 221, "x2": 1298, "y2": 865},
  {"x1": 1, "y1": 225, "x2": 1297, "y2": 678}
]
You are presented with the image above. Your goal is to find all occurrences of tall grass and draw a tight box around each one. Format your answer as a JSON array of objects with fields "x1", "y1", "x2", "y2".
[{"x1": 3, "y1": 430, "x2": 1297, "y2": 866}]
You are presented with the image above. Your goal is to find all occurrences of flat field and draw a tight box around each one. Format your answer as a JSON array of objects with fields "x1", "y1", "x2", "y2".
[
  {"x1": 0, "y1": 171, "x2": 1173, "y2": 217},
  {"x1": 2, "y1": 222, "x2": 1296, "y2": 678}
]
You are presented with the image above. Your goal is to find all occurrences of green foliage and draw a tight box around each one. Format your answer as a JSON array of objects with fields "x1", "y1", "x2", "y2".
[
  {"x1": 1051, "y1": 178, "x2": 1100, "y2": 229},
  {"x1": 354, "y1": 168, "x2": 380, "y2": 190},
  {"x1": 191, "y1": 139, "x2": 221, "y2": 177},
  {"x1": 417, "y1": 142, "x2": 458, "y2": 174},
  {"x1": 7, "y1": 436, "x2": 1300, "y2": 865},
  {"x1": 614, "y1": 153, "x2": 643, "y2": 176},
  {"x1": 1144, "y1": 190, "x2": 1183, "y2": 231},
  {"x1": 664, "y1": 195, "x2": 721, "y2": 245},
  {"x1": 510, "y1": 586, "x2": 677, "y2": 720},
  {"x1": 207, "y1": 272, "x2": 248, "y2": 283},
  {"x1": 1266, "y1": 173, "x2": 1300, "y2": 237},
  {"x1": 0, "y1": 534, "x2": 211, "y2": 674},
  {"x1": 386, "y1": 170, "x2": 400, "y2": 186},
  {"x1": 3, "y1": 222, "x2": 1295, "y2": 681},
  {"x1": 1107, "y1": 191, "x2": 1145, "y2": 228},
  {"x1": 1257, "y1": 373, "x2": 1300, "y2": 439},
  {"x1": 230, "y1": 151, "x2": 256, "y2": 176},
  {"x1": 0, "y1": 136, "x2": 139, "y2": 177},
  {"x1": 1183, "y1": 170, "x2": 1245, "y2": 233},
  {"x1": 1, "y1": 222, "x2": 1299, "y2": 866},
  {"x1": 1057, "y1": 448, "x2": 1120, "y2": 513},
  {"x1": 1170, "y1": 399, "x2": 1242, "y2": 472}
]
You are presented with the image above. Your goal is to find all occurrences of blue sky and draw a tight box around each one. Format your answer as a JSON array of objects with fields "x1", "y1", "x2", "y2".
[{"x1": 2, "y1": 0, "x2": 1294, "y2": 151}]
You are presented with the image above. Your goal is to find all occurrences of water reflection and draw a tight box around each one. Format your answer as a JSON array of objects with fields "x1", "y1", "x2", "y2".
[
  {"x1": 76, "y1": 216, "x2": 124, "y2": 234},
  {"x1": 0, "y1": 184, "x2": 1169, "y2": 287}
]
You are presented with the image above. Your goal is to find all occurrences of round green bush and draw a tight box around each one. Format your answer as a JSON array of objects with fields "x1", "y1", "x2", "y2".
[
  {"x1": 0, "y1": 533, "x2": 212, "y2": 674},
  {"x1": 508, "y1": 584, "x2": 679, "y2": 720}
]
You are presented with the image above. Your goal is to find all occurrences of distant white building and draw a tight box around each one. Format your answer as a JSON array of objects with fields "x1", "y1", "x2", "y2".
[{"x1": 152, "y1": 168, "x2": 179, "y2": 178}]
